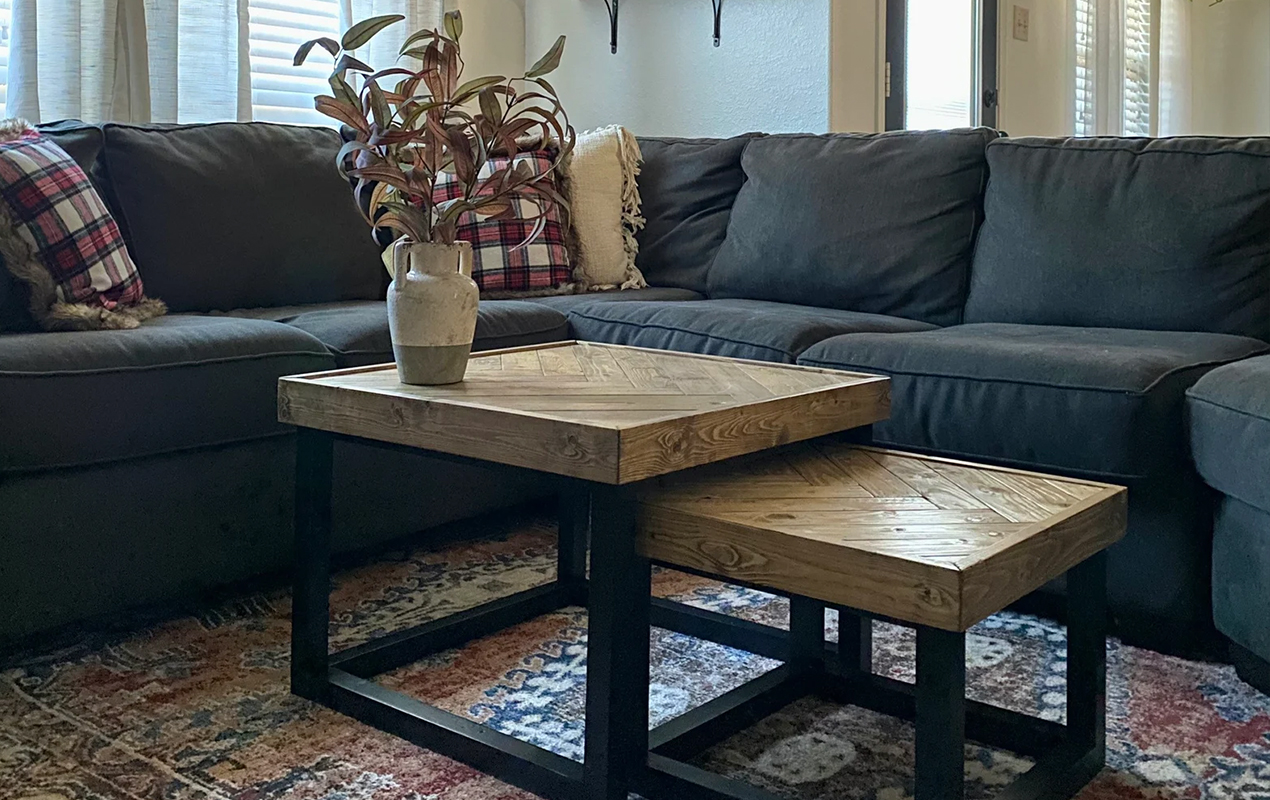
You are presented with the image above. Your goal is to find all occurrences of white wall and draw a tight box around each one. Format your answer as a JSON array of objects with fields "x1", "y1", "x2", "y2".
[
  {"x1": 995, "y1": 0, "x2": 1071, "y2": 136},
  {"x1": 449, "y1": 0, "x2": 526, "y2": 84},
  {"x1": 523, "y1": 0, "x2": 836, "y2": 137},
  {"x1": 1191, "y1": 0, "x2": 1270, "y2": 136}
]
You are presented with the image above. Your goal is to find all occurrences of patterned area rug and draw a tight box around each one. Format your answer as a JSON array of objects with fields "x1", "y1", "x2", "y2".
[{"x1": 3, "y1": 511, "x2": 1269, "y2": 800}]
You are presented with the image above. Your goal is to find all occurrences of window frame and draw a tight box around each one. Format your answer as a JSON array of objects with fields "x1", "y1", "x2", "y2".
[{"x1": 884, "y1": 0, "x2": 999, "y2": 131}]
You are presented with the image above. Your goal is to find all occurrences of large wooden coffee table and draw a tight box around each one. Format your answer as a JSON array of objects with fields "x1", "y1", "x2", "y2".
[
  {"x1": 635, "y1": 442, "x2": 1128, "y2": 800},
  {"x1": 277, "y1": 341, "x2": 890, "y2": 800}
]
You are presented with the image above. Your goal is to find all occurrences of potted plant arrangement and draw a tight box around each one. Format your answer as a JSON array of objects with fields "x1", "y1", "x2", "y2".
[{"x1": 295, "y1": 11, "x2": 574, "y2": 385}]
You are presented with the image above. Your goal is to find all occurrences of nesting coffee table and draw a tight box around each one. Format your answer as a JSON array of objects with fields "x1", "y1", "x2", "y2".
[
  {"x1": 636, "y1": 442, "x2": 1127, "y2": 800},
  {"x1": 277, "y1": 341, "x2": 890, "y2": 800}
]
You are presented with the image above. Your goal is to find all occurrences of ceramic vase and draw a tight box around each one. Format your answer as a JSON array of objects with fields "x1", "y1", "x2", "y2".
[{"x1": 387, "y1": 240, "x2": 479, "y2": 385}]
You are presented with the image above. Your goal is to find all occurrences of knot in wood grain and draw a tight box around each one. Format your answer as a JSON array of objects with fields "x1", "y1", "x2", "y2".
[{"x1": 699, "y1": 540, "x2": 763, "y2": 571}]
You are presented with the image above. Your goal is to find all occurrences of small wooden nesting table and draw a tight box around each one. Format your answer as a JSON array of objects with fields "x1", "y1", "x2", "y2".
[
  {"x1": 277, "y1": 341, "x2": 890, "y2": 800},
  {"x1": 635, "y1": 442, "x2": 1128, "y2": 800}
]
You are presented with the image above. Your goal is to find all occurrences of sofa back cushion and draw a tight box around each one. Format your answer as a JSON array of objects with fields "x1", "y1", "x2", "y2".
[
  {"x1": 100, "y1": 122, "x2": 383, "y2": 313},
  {"x1": 966, "y1": 136, "x2": 1270, "y2": 341},
  {"x1": 706, "y1": 129, "x2": 997, "y2": 327},
  {"x1": 635, "y1": 135, "x2": 755, "y2": 294}
]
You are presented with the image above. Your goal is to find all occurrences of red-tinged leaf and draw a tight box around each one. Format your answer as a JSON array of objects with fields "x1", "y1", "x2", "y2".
[
  {"x1": 511, "y1": 214, "x2": 548, "y2": 251},
  {"x1": 349, "y1": 164, "x2": 413, "y2": 192},
  {"x1": 295, "y1": 37, "x2": 340, "y2": 66},
  {"x1": 314, "y1": 95, "x2": 370, "y2": 134},
  {"x1": 526, "y1": 35, "x2": 566, "y2": 78},
  {"x1": 342, "y1": 14, "x2": 405, "y2": 51},
  {"x1": 447, "y1": 128, "x2": 476, "y2": 186},
  {"x1": 473, "y1": 198, "x2": 513, "y2": 218}
]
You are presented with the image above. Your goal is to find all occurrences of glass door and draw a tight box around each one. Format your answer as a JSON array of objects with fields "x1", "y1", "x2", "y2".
[{"x1": 885, "y1": 0, "x2": 998, "y2": 130}]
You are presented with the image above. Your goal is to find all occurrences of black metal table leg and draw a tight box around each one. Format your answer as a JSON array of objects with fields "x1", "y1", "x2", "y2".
[
  {"x1": 558, "y1": 484, "x2": 591, "y2": 604},
  {"x1": 1066, "y1": 551, "x2": 1107, "y2": 752},
  {"x1": 292, "y1": 428, "x2": 334, "y2": 702},
  {"x1": 915, "y1": 627, "x2": 966, "y2": 800},
  {"x1": 834, "y1": 606, "x2": 874, "y2": 675},
  {"x1": 584, "y1": 483, "x2": 652, "y2": 800},
  {"x1": 788, "y1": 595, "x2": 826, "y2": 676}
]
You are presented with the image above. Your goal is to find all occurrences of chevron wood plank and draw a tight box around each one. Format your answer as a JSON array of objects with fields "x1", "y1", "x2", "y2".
[
  {"x1": 864, "y1": 449, "x2": 984, "y2": 510},
  {"x1": 637, "y1": 444, "x2": 1127, "y2": 630},
  {"x1": 278, "y1": 341, "x2": 890, "y2": 484}
]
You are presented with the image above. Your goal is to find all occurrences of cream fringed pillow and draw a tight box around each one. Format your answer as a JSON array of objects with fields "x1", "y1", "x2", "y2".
[{"x1": 564, "y1": 126, "x2": 647, "y2": 290}]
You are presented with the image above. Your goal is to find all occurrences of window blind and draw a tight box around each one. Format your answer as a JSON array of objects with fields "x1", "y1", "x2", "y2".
[
  {"x1": 247, "y1": 0, "x2": 341, "y2": 125},
  {"x1": 1074, "y1": 0, "x2": 1154, "y2": 137},
  {"x1": 1074, "y1": 0, "x2": 1096, "y2": 136},
  {"x1": 1122, "y1": 0, "x2": 1152, "y2": 136},
  {"x1": 0, "y1": 0, "x2": 11, "y2": 110}
]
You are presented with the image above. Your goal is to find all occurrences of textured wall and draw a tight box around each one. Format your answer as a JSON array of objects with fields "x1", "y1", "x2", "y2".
[{"x1": 524, "y1": 0, "x2": 832, "y2": 137}]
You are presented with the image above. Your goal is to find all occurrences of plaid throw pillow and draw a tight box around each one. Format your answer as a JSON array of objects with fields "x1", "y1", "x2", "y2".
[
  {"x1": 431, "y1": 149, "x2": 573, "y2": 297},
  {"x1": 0, "y1": 120, "x2": 164, "y2": 330}
]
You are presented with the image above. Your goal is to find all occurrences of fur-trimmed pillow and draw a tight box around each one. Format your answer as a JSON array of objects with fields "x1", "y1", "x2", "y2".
[{"x1": 0, "y1": 119, "x2": 164, "y2": 331}]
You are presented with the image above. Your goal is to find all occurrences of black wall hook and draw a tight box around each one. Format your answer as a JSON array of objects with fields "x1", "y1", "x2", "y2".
[
  {"x1": 601, "y1": 0, "x2": 723, "y2": 54},
  {"x1": 604, "y1": 0, "x2": 619, "y2": 53}
]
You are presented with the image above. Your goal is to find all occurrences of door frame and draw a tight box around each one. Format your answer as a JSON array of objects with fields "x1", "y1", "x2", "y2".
[{"x1": 885, "y1": 0, "x2": 999, "y2": 130}]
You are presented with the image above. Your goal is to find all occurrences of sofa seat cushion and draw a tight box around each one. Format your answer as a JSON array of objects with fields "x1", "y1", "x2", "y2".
[
  {"x1": 225, "y1": 300, "x2": 569, "y2": 367},
  {"x1": 1187, "y1": 354, "x2": 1270, "y2": 511},
  {"x1": 798, "y1": 323, "x2": 1269, "y2": 481},
  {"x1": 527, "y1": 287, "x2": 704, "y2": 313},
  {"x1": 0, "y1": 316, "x2": 333, "y2": 473},
  {"x1": 566, "y1": 299, "x2": 937, "y2": 364}
]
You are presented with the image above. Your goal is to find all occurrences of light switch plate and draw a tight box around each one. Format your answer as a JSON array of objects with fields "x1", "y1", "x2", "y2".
[{"x1": 1013, "y1": 5, "x2": 1030, "y2": 41}]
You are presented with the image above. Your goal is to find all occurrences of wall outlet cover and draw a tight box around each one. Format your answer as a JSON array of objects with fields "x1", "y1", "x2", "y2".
[{"x1": 1013, "y1": 5, "x2": 1030, "y2": 42}]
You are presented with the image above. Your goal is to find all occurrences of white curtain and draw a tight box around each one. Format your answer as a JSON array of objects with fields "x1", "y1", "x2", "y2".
[
  {"x1": 144, "y1": 0, "x2": 252, "y2": 123},
  {"x1": 6, "y1": 0, "x2": 252, "y2": 123},
  {"x1": 340, "y1": 0, "x2": 443, "y2": 72},
  {"x1": 1074, "y1": 0, "x2": 1195, "y2": 137},
  {"x1": 1158, "y1": 0, "x2": 1194, "y2": 135},
  {"x1": 6, "y1": 0, "x2": 151, "y2": 122}
]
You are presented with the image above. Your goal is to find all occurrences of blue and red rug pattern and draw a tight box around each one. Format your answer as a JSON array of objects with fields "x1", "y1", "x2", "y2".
[{"x1": 2, "y1": 513, "x2": 1268, "y2": 799}]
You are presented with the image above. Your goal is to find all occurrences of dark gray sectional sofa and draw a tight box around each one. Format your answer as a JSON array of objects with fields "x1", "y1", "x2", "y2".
[{"x1": 1, "y1": 122, "x2": 1267, "y2": 694}]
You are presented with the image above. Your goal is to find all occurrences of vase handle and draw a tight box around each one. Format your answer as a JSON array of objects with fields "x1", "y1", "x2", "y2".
[{"x1": 392, "y1": 239, "x2": 409, "y2": 286}]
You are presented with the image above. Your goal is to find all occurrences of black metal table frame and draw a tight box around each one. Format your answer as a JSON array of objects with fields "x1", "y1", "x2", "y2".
[
  {"x1": 636, "y1": 553, "x2": 1108, "y2": 800},
  {"x1": 292, "y1": 428, "x2": 1107, "y2": 800}
]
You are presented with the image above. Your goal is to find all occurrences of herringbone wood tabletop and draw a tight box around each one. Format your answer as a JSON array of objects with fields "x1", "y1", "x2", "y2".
[
  {"x1": 638, "y1": 442, "x2": 1127, "y2": 631},
  {"x1": 278, "y1": 341, "x2": 890, "y2": 484}
]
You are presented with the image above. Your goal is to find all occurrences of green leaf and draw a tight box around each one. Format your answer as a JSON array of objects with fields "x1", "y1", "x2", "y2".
[
  {"x1": 294, "y1": 37, "x2": 340, "y2": 66},
  {"x1": 478, "y1": 87, "x2": 502, "y2": 126},
  {"x1": 400, "y1": 27, "x2": 441, "y2": 56},
  {"x1": 342, "y1": 14, "x2": 405, "y2": 51},
  {"x1": 333, "y1": 54, "x2": 375, "y2": 75},
  {"x1": 328, "y1": 73, "x2": 360, "y2": 107},
  {"x1": 366, "y1": 80, "x2": 391, "y2": 130},
  {"x1": 526, "y1": 35, "x2": 566, "y2": 78},
  {"x1": 444, "y1": 10, "x2": 463, "y2": 41}
]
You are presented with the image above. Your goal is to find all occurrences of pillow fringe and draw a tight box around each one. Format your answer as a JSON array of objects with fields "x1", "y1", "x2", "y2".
[{"x1": 615, "y1": 127, "x2": 648, "y2": 290}]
